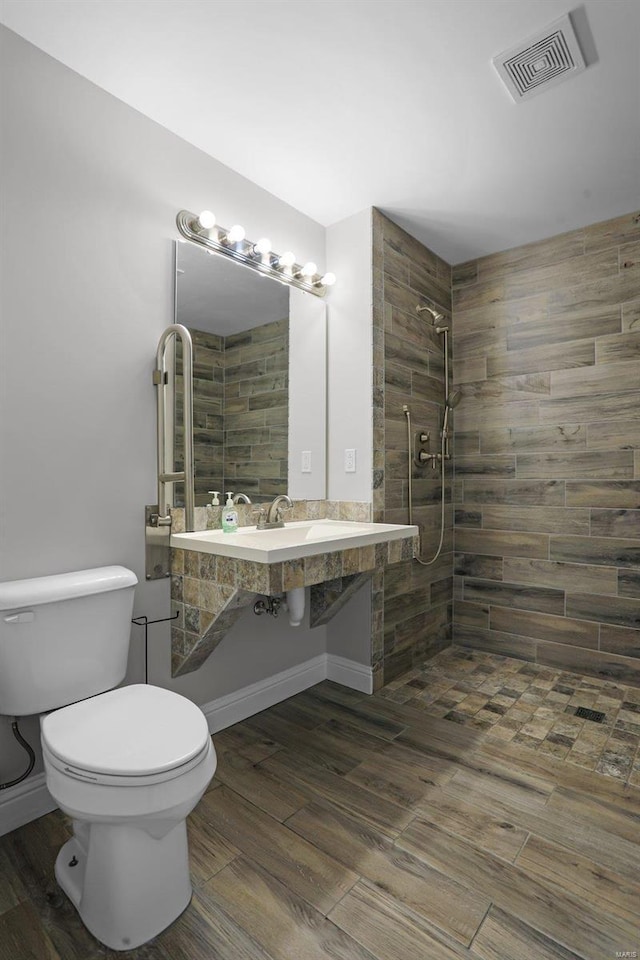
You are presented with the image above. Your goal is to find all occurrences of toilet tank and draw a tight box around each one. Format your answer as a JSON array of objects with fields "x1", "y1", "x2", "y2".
[{"x1": 0, "y1": 566, "x2": 138, "y2": 716}]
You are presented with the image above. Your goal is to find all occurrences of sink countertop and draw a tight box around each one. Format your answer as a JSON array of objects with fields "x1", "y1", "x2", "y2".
[{"x1": 171, "y1": 518, "x2": 418, "y2": 564}]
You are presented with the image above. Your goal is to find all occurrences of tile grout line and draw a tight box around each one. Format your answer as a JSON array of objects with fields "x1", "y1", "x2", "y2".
[{"x1": 466, "y1": 899, "x2": 495, "y2": 952}]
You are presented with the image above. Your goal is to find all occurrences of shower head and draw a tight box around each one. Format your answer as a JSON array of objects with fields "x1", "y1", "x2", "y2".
[
  {"x1": 416, "y1": 304, "x2": 444, "y2": 325},
  {"x1": 442, "y1": 388, "x2": 462, "y2": 436}
]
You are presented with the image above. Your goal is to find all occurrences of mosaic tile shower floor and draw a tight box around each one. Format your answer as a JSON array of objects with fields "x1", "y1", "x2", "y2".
[{"x1": 380, "y1": 646, "x2": 640, "y2": 788}]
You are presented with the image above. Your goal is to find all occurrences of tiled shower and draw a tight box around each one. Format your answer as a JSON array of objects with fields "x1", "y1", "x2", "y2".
[
  {"x1": 373, "y1": 209, "x2": 454, "y2": 685},
  {"x1": 373, "y1": 209, "x2": 640, "y2": 689}
]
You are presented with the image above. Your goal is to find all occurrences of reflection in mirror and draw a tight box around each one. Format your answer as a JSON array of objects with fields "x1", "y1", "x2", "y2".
[{"x1": 174, "y1": 241, "x2": 326, "y2": 507}]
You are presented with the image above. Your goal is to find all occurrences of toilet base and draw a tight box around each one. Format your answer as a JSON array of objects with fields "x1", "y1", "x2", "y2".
[{"x1": 55, "y1": 819, "x2": 192, "y2": 951}]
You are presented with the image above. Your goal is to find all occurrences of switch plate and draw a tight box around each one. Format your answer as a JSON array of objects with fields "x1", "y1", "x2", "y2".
[
  {"x1": 344, "y1": 448, "x2": 356, "y2": 473},
  {"x1": 301, "y1": 450, "x2": 312, "y2": 473}
]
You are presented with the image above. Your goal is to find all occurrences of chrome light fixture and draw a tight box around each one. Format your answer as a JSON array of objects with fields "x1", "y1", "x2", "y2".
[
  {"x1": 222, "y1": 224, "x2": 246, "y2": 245},
  {"x1": 176, "y1": 210, "x2": 335, "y2": 297},
  {"x1": 252, "y1": 237, "x2": 272, "y2": 261}
]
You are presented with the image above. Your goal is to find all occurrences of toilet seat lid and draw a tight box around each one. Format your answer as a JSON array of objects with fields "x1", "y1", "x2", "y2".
[{"x1": 41, "y1": 684, "x2": 210, "y2": 777}]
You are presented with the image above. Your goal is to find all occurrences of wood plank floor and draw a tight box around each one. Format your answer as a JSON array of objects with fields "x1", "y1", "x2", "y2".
[{"x1": 1, "y1": 665, "x2": 639, "y2": 959}]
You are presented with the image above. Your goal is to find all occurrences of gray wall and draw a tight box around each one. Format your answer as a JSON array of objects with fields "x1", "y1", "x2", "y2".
[
  {"x1": 0, "y1": 26, "x2": 327, "y2": 782},
  {"x1": 325, "y1": 583, "x2": 372, "y2": 664}
]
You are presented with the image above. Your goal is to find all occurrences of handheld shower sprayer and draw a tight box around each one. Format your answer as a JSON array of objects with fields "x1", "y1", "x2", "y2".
[{"x1": 442, "y1": 388, "x2": 462, "y2": 435}]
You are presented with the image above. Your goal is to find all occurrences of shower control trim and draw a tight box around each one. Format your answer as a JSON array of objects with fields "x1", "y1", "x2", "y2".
[{"x1": 413, "y1": 430, "x2": 434, "y2": 468}]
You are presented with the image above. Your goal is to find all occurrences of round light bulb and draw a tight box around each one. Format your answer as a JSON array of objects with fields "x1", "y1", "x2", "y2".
[
  {"x1": 226, "y1": 224, "x2": 245, "y2": 244},
  {"x1": 254, "y1": 237, "x2": 272, "y2": 256},
  {"x1": 198, "y1": 210, "x2": 216, "y2": 229},
  {"x1": 320, "y1": 272, "x2": 336, "y2": 286},
  {"x1": 279, "y1": 251, "x2": 296, "y2": 268},
  {"x1": 301, "y1": 261, "x2": 317, "y2": 278}
]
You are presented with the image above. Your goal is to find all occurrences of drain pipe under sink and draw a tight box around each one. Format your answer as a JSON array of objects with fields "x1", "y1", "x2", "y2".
[{"x1": 286, "y1": 588, "x2": 305, "y2": 627}]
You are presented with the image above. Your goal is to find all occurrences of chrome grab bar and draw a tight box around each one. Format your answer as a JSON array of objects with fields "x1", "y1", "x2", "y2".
[{"x1": 154, "y1": 324, "x2": 194, "y2": 532}]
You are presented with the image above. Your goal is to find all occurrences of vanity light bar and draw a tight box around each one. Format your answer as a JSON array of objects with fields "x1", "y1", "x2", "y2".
[{"x1": 176, "y1": 210, "x2": 335, "y2": 297}]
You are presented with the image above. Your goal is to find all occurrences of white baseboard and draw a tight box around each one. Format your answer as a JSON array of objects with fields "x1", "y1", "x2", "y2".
[
  {"x1": 201, "y1": 655, "x2": 327, "y2": 733},
  {"x1": 201, "y1": 653, "x2": 373, "y2": 733},
  {"x1": 0, "y1": 772, "x2": 57, "y2": 837},
  {"x1": 326, "y1": 653, "x2": 373, "y2": 693},
  {"x1": 0, "y1": 654, "x2": 373, "y2": 834}
]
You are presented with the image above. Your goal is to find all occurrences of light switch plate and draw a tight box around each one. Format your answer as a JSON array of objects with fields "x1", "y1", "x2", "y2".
[{"x1": 345, "y1": 448, "x2": 356, "y2": 472}]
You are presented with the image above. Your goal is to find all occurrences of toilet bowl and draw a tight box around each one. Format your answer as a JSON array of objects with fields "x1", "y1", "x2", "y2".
[
  {"x1": 0, "y1": 565, "x2": 217, "y2": 950},
  {"x1": 41, "y1": 683, "x2": 217, "y2": 951}
]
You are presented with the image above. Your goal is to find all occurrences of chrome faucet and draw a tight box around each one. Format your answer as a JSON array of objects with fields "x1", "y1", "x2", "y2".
[
  {"x1": 256, "y1": 494, "x2": 293, "y2": 530},
  {"x1": 233, "y1": 493, "x2": 252, "y2": 504}
]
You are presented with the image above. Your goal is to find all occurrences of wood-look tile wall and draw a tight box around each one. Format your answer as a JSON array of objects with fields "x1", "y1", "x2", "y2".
[
  {"x1": 224, "y1": 317, "x2": 288, "y2": 501},
  {"x1": 177, "y1": 320, "x2": 288, "y2": 506},
  {"x1": 176, "y1": 329, "x2": 224, "y2": 506},
  {"x1": 452, "y1": 211, "x2": 640, "y2": 687},
  {"x1": 372, "y1": 209, "x2": 453, "y2": 685}
]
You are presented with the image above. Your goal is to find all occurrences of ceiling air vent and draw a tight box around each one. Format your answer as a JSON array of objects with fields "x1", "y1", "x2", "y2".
[{"x1": 493, "y1": 13, "x2": 586, "y2": 102}]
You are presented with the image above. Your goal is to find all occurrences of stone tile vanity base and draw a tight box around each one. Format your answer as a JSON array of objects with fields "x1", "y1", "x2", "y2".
[{"x1": 170, "y1": 501, "x2": 415, "y2": 676}]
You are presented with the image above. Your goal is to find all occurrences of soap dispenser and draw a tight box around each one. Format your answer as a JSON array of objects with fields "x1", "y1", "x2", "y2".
[
  {"x1": 208, "y1": 491, "x2": 220, "y2": 506},
  {"x1": 222, "y1": 493, "x2": 238, "y2": 533}
]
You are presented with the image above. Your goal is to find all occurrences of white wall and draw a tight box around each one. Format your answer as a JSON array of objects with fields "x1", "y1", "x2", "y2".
[
  {"x1": 325, "y1": 209, "x2": 373, "y2": 501},
  {"x1": 288, "y1": 289, "x2": 326, "y2": 501},
  {"x1": 0, "y1": 26, "x2": 329, "y2": 785},
  {"x1": 321, "y1": 209, "x2": 374, "y2": 673}
]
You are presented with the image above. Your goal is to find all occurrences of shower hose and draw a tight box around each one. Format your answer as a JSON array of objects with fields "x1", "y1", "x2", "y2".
[{"x1": 404, "y1": 404, "x2": 446, "y2": 566}]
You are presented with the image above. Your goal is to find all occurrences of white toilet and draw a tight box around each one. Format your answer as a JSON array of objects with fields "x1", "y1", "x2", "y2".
[{"x1": 0, "y1": 565, "x2": 216, "y2": 951}]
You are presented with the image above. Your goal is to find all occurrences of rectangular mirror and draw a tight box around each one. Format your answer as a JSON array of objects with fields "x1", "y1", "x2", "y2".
[{"x1": 173, "y1": 240, "x2": 326, "y2": 506}]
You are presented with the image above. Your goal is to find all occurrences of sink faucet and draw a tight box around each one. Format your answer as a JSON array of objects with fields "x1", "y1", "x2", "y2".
[
  {"x1": 233, "y1": 493, "x2": 252, "y2": 504},
  {"x1": 257, "y1": 494, "x2": 293, "y2": 530}
]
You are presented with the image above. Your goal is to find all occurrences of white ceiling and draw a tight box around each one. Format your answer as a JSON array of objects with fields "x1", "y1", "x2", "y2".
[{"x1": 1, "y1": 0, "x2": 639, "y2": 263}]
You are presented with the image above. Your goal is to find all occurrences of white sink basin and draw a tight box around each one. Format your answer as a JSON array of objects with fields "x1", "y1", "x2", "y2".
[{"x1": 171, "y1": 519, "x2": 418, "y2": 563}]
